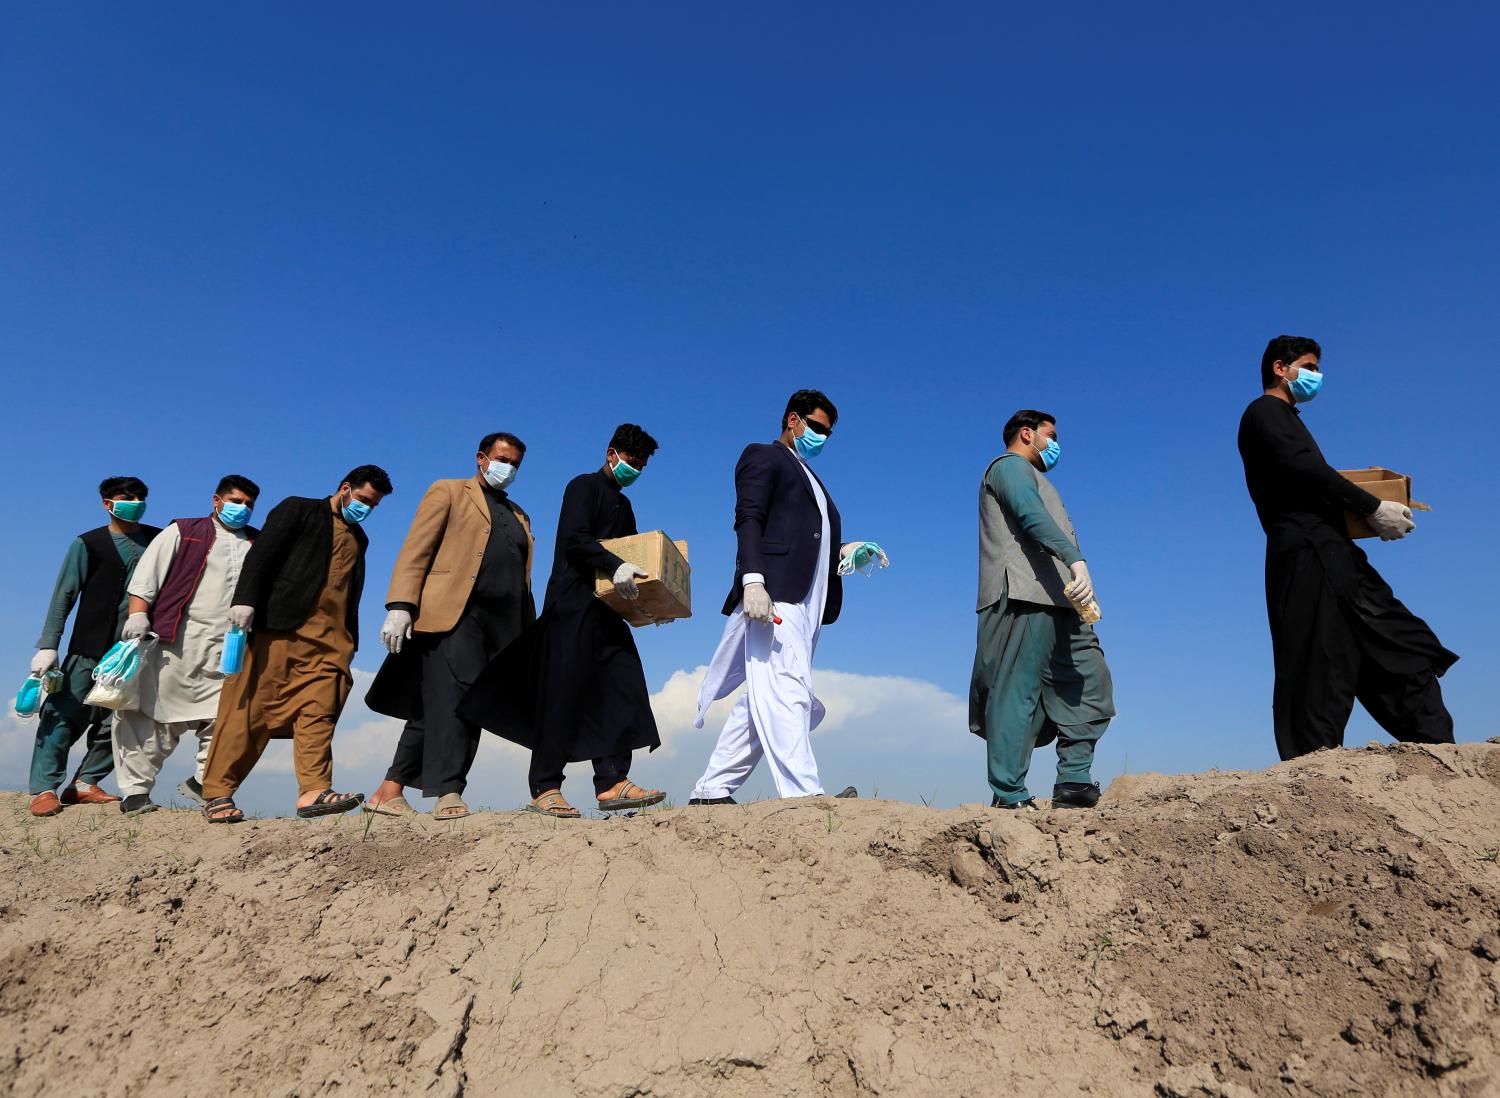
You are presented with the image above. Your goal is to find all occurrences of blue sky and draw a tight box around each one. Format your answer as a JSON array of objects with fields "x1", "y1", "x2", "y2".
[{"x1": 3, "y1": 3, "x2": 1495, "y2": 814}]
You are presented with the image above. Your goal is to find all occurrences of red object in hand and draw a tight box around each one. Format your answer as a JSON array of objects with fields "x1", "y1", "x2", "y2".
[{"x1": 772, "y1": 616, "x2": 783, "y2": 625}]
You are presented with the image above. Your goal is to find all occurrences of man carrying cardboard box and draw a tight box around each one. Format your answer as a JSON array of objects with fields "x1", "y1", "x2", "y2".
[
  {"x1": 1237, "y1": 335, "x2": 1457, "y2": 760},
  {"x1": 688, "y1": 389, "x2": 874, "y2": 803},
  {"x1": 461, "y1": 424, "x2": 664, "y2": 817}
]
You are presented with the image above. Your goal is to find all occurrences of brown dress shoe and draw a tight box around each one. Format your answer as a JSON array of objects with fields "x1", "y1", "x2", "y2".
[
  {"x1": 30, "y1": 792, "x2": 64, "y2": 817},
  {"x1": 61, "y1": 783, "x2": 122, "y2": 805}
]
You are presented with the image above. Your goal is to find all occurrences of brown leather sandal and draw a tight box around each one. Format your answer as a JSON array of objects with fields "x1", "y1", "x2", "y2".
[
  {"x1": 596, "y1": 779, "x2": 666, "y2": 812},
  {"x1": 526, "y1": 790, "x2": 581, "y2": 818}
]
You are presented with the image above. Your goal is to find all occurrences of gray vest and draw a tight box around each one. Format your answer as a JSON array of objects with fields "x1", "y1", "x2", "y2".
[{"x1": 977, "y1": 454, "x2": 1078, "y2": 610}]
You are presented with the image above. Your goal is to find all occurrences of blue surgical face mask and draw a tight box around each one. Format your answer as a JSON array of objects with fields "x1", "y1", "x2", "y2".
[
  {"x1": 1287, "y1": 365, "x2": 1323, "y2": 403},
  {"x1": 110, "y1": 499, "x2": 147, "y2": 522},
  {"x1": 341, "y1": 494, "x2": 372, "y2": 523},
  {"x1": 483, "y1": 460, "x2": 517, "y2": 491},
  {"x1": 217, "y1": 501, "x2": 252, "y2": 529},
  {"x1": 611, "y1": 455, "x2": 641, "y2": 487},
  {"x1": 793, "y1": 418, "x2": 828, "y2": 461},
  {"x1": 1033, "y1": 433, "x2": 1060, "y2": 472}
]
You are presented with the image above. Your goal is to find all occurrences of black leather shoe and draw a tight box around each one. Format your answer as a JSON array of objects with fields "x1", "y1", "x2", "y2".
[
  {"x1": 121, "y1": 794, "x2": 158, "y2": 816},
  {"x1": 1052, "y1": 782, "x2": 1101, "y2": 809},
  {"x1": 688, "y1": 796, "x2": 737, "y2": 805},
  {"x1": 834, "y1": 786, "x2": 858, "y2": 799},
  {"x1": 992, "y1": 795, "x2": 1037, "y2": 810}
]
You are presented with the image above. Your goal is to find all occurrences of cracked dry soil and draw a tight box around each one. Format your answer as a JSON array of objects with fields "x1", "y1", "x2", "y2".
[{"x1": 1, "y1": 741, "x2": 1497, "y2": 1097}]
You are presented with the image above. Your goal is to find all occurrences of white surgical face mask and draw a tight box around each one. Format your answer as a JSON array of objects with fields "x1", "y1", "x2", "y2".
[{"x1": 483, "y1": 460, "x2": 517, "y2": 490}]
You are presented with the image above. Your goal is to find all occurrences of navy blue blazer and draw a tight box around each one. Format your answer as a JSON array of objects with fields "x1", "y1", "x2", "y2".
[{"x1": 720, "y1": 442, "x2": 843, "y2": 625}]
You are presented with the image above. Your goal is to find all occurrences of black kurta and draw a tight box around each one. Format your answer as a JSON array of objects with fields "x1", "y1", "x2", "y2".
[
  {"x1": 1237, "y1": 394, "x2": 1457, "y2": 759},
  {"x1": 367, "y1": 485, "x2": 535, "y2": 797},
  {"x1": 459, "y1": 468, "x2": 661, "y2": 784}
]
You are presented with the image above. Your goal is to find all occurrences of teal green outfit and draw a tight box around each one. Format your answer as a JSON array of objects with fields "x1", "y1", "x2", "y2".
[
  {"x1": 969, "y1": 455, "x2": 1114, "y2": 805},
  {"x1": 29, "y1": 531, "x2": 150, "y2": 795}
]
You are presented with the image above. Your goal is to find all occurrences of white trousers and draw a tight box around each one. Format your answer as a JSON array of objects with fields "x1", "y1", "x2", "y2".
[
  {"x1": 112, "y1": 709, "x2": 214, "y2": 797},
  {"x1": 692, "y1": 600, "x2": 826, "y2": 800}
]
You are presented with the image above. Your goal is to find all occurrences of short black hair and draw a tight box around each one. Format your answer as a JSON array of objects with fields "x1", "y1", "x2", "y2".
[
  {"x1": 1002, "y1": 410, "x2": 1055, "y2": 447},
  {"x1": 478, "y1": 432, "x2": 527, "y2": 458},
  {"x1": 215, "y1": 475, "x2": 261, "y2": 499},
  {"x1": 342, "y1": 464, "x2": 393, "y2": 495},
  {"x1": 99, "y1": 476, "x2": 148, "y2": 500},
  {"x1": 782, "y1": 389, "x2": 838, "y2": 433},
  {"x1": 1261, "y1": 335, "x2": 1322, "y2": 389},
  {"x1": 608, "y1": 424, "x2": 659, "y2": 459}
]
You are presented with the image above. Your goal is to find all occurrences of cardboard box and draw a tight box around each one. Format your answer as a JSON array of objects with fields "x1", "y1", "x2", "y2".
[
  {"x1": 594, "y1": 531, "x2": 692, "y2": 627},
  {"x1": 1338, "y1": 467, "x2": 1430, "y2": 539}
]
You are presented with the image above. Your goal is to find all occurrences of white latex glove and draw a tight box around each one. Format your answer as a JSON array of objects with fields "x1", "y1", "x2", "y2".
[
  {"x1": 381, "y1": 609, "x2": 413, "y2": 654},
  {"x1": 1063, "y1": 561, "x2": 1094, "y2": 606},
  {"x1": 613, "y1": 563, "x2": 648, "y2": 600},
  {"x1": 742, "y1": 582, "x2": 774, "y2": 623},
  {"x1": 1366, "y1": 500, "x2": 1415, "y2": 541},
  {"x1": 228, "y1": 605, "x2": 255, "y2": 631},
  {"x1": 121, "y1": 612, "x2": 151, "y2": 641},
  {"x1": 30, "y1": 649, "x2": 58, "y2": 675}
]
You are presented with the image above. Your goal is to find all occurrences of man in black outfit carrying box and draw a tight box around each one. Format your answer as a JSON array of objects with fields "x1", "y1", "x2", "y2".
[{"x1": 1237, "y1": 334, "x2": 1457, "y2": 760}]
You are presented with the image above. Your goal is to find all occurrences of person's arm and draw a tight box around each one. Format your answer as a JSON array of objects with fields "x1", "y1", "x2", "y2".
[
  {"x1": 126, "y1": 523, "x2": 182, "y2": 609},
  {"x1": 732, "y1": 445, "x2": 775, "y2": 583},
  {"x1": 1247, "y1": 401, "x2": 1381, "y2": 516},
  {"x1": 988, "y1": 458, "x2": 1085, "y2": 566},
  {"x1": 231, "y1": 498, "x2": 305, "y2": 607},
  {"x1": 35, "y1": 538, "x2": 88, "y2": 650},
  {"x1": 560, "y1": 477, "x2": 627, "y2": 575},
  {"x1": 385, "y1": 481, "x2": 452, "y2": 611}
]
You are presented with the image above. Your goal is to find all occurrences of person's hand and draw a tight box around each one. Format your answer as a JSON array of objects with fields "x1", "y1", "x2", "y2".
[
  {"x1": 228, "y1": 605, "x2": 255, "y2": 631},
  {"x1": 30, "y1": 649, "x2": 58, "y2": 675},
  {"x1": 121, "y1": 613, "x2": 150, "y2": 641},
  {"x1": 743, "y1": 582, "x2": 774, "y2": 623},
  {"x1": 381, "y1": 609, "x2": 413, "y2": 654},
  {"x1": 1367, "y1": 500, "x2": 1415, "y2": 541},
  {"x1": 613, "y1": 563, "x2": 648, "y2": 600},
  {"x1": 1063, "y1": 561, "x2": 1094, "y2": 606}
]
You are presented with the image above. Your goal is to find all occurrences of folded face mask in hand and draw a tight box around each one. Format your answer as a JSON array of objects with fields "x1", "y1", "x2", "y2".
[
  {"x1": 838, "y1": 541, "x2": 890, "y2": 577},
  {"x1": 14, "y1": 670, "x2": 62, "y2": 717}
]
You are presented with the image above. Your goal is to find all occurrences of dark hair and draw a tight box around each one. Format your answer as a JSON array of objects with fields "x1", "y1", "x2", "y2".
[
  {"x1": 478, "y1": 432, "x2": 527, "y2": 458},
  {"x1": 782, "y1": 389, "x2": 838, "y2": 433},
  {"x1": 1002, "y1": 410, "x2": 1055, "y2": 447},
  {"x1": 342, "y1": 464, "x2": 394, "y2": 495},
  {"x1": 1261, "y1": 335, "x2": 1322, "y2": 389},
  {"x1": 99, "y1": 476, "x2": 148, "y2": 500},
  {"x1": 215, "y1": 474, "x2": 261, "y2": 499},
  {"x1": 608, "y1": 424, "x2": 659, "y2": 459}
]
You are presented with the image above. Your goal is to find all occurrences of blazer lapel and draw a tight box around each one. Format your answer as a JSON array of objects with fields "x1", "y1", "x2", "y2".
[
  {"x1": 463, "y1": 478, "x2": 491, "y2": 527},
  {"x1": 776, "y1": 442, "x2": 819, "y2": 504}
]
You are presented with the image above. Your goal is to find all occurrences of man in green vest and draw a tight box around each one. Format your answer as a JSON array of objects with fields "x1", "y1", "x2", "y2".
[
  {"x1": 26, "y1": 476, "x2": 161, "y2": 817},
  {"x1": 969, "y1": 410, "x2": 1115, "y2": 809}
]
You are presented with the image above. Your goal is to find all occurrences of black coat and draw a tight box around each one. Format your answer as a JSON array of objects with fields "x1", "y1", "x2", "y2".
[
  {"x1": 721, "y1": 441, "x2": 843, "y2": 625},
  {"x1": 231, "y1": 496, "x2": 368, "y2": 645},
  {"x1": 459, "y1": 468, "x2": 660, "y2": 759}
]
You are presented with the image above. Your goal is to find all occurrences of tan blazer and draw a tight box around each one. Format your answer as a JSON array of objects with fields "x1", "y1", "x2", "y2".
[{"x1": 385, "y1": 477, "x2": 534, "y2": 635}]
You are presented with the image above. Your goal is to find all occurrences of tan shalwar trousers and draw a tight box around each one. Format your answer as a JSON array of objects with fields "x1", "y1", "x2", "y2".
[{"x1": 202, "y1": 521, "x2": 359, "y2": 798}]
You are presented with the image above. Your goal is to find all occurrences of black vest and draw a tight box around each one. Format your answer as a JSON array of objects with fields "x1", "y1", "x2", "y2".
[{"x1": 69, "y1": 525, "x2": 160, "y2": 661}]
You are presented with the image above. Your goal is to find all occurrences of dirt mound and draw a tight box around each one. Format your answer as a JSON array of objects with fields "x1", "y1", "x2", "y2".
[{"x1": 2, "y1": 742, "x2": 1497, "y2": 1097}]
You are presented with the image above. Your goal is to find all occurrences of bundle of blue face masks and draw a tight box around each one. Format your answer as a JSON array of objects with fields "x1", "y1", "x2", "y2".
[
  {"x1": 837, "y1": 541, "x2": 890, "y2": 577},
  {"x1": 14, "y1": 670, "x2": 62, "y2": 718},
  {"x1": 220, "y1": 625, "x2": 246, "y2": 675},
  {"x1": 84, "y1": 635, "x2": 155, "y2": 710}
]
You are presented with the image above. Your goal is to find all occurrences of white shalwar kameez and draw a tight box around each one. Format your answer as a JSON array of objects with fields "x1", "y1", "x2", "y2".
[
  {"x1": 691, "y1": 457, "x2": 831, "y2": 800},
  {"x1": 113, "y1": 520, "x2": 252, "y2": 796}
]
